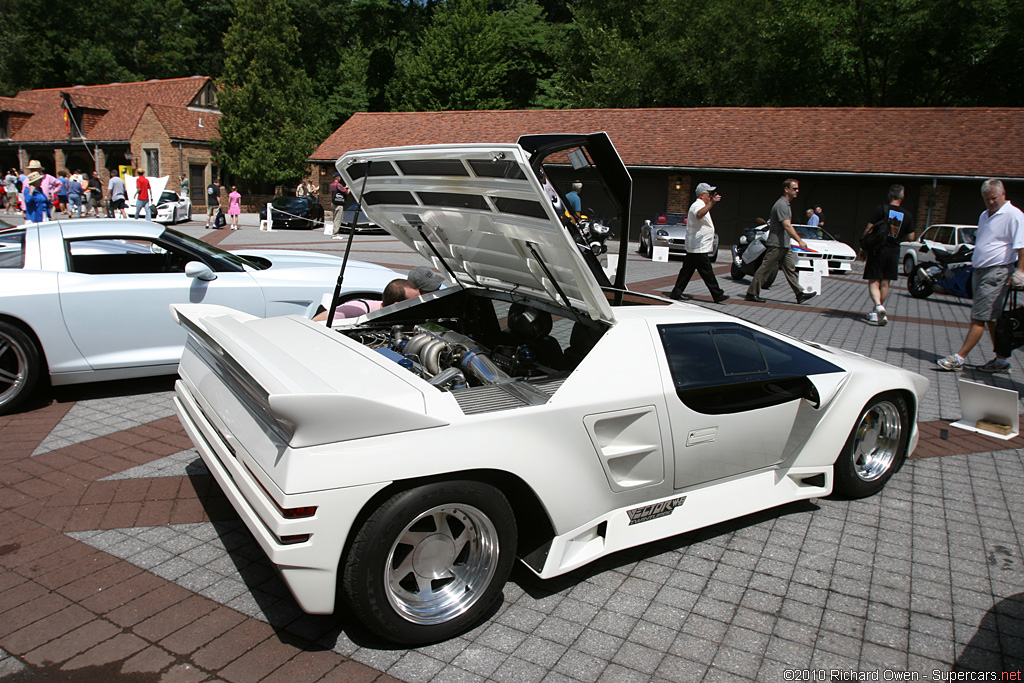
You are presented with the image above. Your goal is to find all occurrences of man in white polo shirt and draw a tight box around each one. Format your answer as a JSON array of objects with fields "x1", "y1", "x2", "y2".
[
  {"x1": 938, "y1": 178, "x2": 1024, "y2": 373},
  {"x1": 668, "y1": 182, "x2": 729, "y2": 303}
]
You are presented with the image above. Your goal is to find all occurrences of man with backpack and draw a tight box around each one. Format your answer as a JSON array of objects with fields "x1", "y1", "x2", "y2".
[{"x1": 862, "y1": 184, "x2": 915, "y2": 326}]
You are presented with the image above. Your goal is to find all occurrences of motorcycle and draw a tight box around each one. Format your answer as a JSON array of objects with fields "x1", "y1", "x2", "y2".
[
  {"x1": 576, "y1": 214, "x2": 611, "y2": 256},
  {"x1": 907, "y1": 242, "x2": 974, "y2": 299},
  {"x1": 730, "y1": 220, "x2": 778, "y2": 287}
]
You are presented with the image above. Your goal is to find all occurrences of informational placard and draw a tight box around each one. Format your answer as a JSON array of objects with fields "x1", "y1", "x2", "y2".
[
  {"x1": 798, "y1": 271, "x2": 821, "y2": 294},
  {"x1": 813, "y1": 258, "x2": 829, "y2": 275},
  {"x1": 652, "y1": 246, "x2": 670, "y2": 262},
  {"x1": 951, "y1": 378, "x2": 1019, "y2": 440}
]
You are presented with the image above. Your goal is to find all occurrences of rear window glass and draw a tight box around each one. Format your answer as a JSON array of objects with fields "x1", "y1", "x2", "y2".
[{"x1": 0, "y1": 227, "x2": 25, "y2": 269}]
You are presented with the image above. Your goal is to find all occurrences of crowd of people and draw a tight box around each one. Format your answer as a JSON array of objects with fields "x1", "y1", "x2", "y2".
[
  {"x1": 670, "y1": 176, "x2": 1024, "y2": 374},
  {"x1": 3, "y1": 161, "x2": 105, "y2": 220}
]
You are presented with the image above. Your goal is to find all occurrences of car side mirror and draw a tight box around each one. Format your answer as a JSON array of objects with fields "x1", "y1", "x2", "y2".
[{"x1": 185, "y1": 261, "x2": 217, "y2": 281}]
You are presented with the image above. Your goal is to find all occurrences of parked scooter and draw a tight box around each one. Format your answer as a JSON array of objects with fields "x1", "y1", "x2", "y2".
[
  {"x1": 907, "y1": 242, "x2": 974, "y2": 299},
  {"x1": 730, "y1": 220, "x2": 778, "y2": 287}
]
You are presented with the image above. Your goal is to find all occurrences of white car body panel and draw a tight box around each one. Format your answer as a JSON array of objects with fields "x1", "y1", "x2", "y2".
[
  {"x1": 171, "y1": 138, "x2": 929, "y2": 625},
  {"x1": 0, "y1": 219, "x2": 400, "y2": 387},
  {"x1": 793, "y1": 237, "x2": 858, "y2": 274}
]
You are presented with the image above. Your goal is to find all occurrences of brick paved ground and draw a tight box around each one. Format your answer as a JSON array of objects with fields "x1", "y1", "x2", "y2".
[{"x1": 1, "y1": 214, "x2": 1022, "y2": 682}]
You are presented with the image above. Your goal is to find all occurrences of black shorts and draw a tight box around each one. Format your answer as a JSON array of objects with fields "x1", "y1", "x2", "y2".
[
  {"x1": 863, "y1": 247, "x2": 899, "y2": 281},
  {"x1": 111, "y1": 198, "x2": 125, "y2": 210}
]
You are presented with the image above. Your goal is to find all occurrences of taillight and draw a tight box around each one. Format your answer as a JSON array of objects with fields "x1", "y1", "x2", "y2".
[{"x1": 243, "y1": 463, "x2": 318, "y2": 519}]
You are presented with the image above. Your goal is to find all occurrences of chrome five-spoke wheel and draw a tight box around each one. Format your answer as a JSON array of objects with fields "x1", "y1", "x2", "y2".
[
  {"x1": 385, "y1": 504, "x2": 499, "y2": 625},
  {"x1": 834, "y1": 394, "x2": 910, "y2": 498},
  {"x1": 343, "y1": 480, "x2": 516, "y2": 645}
]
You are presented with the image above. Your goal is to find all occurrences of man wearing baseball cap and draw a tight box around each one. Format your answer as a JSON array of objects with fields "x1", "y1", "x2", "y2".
[
  {"x1": 669, "y1": 182, "x2": 729, "y2": 304},
  {"x1": 408, "y1": 266, "x2": 447, "y2": 293}
]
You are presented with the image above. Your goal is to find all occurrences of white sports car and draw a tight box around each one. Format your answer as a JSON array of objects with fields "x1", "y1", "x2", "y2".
[
  {"x1": 152, "y1": 191, "x2": 192, "y2": 224},
  {"x1": 171, "y1": 134, "x2": 928, "y2": 645},
  {"x1": 899, "y1": 223, "x2": 976, "y2": 275},
  {"x1": 0, "y1": 219, "x2": 400, "y2": 412}
]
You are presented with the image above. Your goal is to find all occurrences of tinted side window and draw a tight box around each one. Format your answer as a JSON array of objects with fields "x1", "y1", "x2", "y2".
[
  {"x1": 658, "y1": 323, "x2": 843, "y2": 414},
  {"x1": 0, "y1": 228, "x2": 25, "y2": 269},
  {"x1": 66, "y1": 238, "x2": 191, "y2": 275}
]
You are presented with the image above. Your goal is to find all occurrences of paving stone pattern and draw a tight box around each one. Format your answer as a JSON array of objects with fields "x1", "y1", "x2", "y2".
[{"x1": 1, "y1": 218, "x2": 1022, "y2": 682}]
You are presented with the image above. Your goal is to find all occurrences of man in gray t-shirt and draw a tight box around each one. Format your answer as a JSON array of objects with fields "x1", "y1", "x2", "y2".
[{"x1": 745, "y1": 178, "x2": 815, "y2": 304}]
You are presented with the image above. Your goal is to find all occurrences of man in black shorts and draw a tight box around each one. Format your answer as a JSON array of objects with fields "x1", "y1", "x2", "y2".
[{"x1": 862, "y1": 184, "x2": 915, "y2": 325}]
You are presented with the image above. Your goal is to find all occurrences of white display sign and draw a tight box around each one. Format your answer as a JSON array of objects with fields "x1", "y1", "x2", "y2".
[
  {"x1": 813, "y1": 258, "x2": 829, "y2": 275},
  {"x1": 798, "y1": 271, "x2": 821, "y2": 294},
  {"x1": 652, "y1": 246, "x2": 670, "y2": 262}
]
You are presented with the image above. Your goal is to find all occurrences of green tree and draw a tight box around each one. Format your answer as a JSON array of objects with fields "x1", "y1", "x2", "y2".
[
  {"x1": 214, "y1": 0, "x2": 328, "y2": 184},
  {"x1": 389, "y1": 0, "x2": 556, "y2": 111}
]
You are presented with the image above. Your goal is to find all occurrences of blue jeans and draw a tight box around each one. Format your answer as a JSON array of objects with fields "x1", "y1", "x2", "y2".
[
  {"x1": 135, "y1": 200, "x2": 151, "y2": 220},
  {"x1": 69, "y1": 194, "x2": 82, "y2": 216}
]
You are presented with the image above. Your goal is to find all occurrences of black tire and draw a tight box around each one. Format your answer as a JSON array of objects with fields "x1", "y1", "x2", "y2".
[
  {"x1": 907, "y1": 265, "x2": 933, "y2": 298},
  {"x1": 833, "y1": 393, "x2": 910, "y2": 499},
  {"x1": 0, "y1": 322, "x2": 42, "y2": 414},
  {"x1": 903, "y1": 253, "x2": 915, "y2": 276},
  {"x1": 730, "y1": 263, "x2": 745, "y2": 281},
  {"x1": 341, "y1": 480, "x2": 517, "y2": 645}
]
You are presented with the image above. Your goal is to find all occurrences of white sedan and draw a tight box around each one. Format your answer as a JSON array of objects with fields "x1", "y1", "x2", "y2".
[
  {"x1": 900, "y1": 223, "x2": 976, "y2": 275},
  {"x1": 0, "y1": 219, "x2": 400, "y2": 412},
  {"x1": 171, "y1": 134, "x2": 928, "y2": 646}
]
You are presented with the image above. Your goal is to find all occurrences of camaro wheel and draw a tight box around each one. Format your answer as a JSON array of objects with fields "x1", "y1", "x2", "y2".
[
  {"x1": 907, "y1": 265, "x2": 933, "y2": 298},
  {"x1": 833, "y1": 393, "x2": 910, "y2": 499},
  {"x1": 342, "y1": 480, "x2": 517, "y2": 645},
  {"x1": 0, "y1": 322, "x2": 41, "y2": 414}
]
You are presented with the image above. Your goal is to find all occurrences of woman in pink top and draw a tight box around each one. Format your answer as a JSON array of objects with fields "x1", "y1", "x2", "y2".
[{"x1": 228, "y1": 186, "x2": 241, "y2": 230}]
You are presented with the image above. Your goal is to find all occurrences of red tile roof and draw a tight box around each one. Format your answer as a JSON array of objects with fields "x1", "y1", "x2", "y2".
[
  {"x1": 311, "y1": 108, "x2": 1024, "y2": 179},
  {"x1": 5, "y1": 76, "x2": 219, "y2": 143},
  {"x1": 147, "y1": 103, "x2": 219, "y2": 142}
]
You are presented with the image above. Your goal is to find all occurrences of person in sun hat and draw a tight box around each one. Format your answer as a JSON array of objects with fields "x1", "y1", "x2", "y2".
[{"x1": 23, "y1": 172, "x2": 51, "y2": 224}]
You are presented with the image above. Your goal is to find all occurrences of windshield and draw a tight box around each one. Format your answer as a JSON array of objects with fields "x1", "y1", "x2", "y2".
[
  {"x1": 960, "y1": 228, "x2": 977, "y2": 245},
  {"x1": 157, "y1": 191, "x2": 178, "y2": 204},
  {"x1": 655, "y1": 212, "x2": 686, "y2": 226},
  {"x1": 795, "y1": 225, "x2": 838, "y2": 241},
  {"x1": 160, "y1": 227, "x2": 267, "y2": 271},
  {"x1": 271, "y1": 197, "x2": 309, "y2": 209}
]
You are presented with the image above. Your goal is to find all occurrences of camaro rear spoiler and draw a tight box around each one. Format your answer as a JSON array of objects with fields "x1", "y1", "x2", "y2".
[{"x1": 170, "y1": 303, "x2": 449, "y2": 448}]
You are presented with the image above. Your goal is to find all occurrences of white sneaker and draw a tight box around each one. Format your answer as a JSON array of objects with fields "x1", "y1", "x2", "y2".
[
  {"x1": 876, "y1": 305, "x2": 888, "y2": 326},
  {"x1": 866, "y1": 310, "x2": 878, "y2": 323},
  {"x1": 937, "y1": 354, "x2": 965, "y2": 371}
]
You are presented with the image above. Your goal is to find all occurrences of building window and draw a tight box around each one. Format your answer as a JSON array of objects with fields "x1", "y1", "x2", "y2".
[
  {"x1": 145, "y1": 149, "x2": 159, "y2": 177},
  {"x1": 0, "y1": 114, "x2": 8, "y2": 140}
]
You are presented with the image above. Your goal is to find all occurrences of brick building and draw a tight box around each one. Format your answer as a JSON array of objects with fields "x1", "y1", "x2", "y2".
[
  {"x1": 0, "y1": 76, "x2": 220, "y2": 204},
  {"x1": 310, "y1": 108, "x2": 1024, "y2": 245}
]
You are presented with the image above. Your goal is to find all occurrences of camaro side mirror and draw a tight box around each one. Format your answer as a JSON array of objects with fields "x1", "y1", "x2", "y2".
[{"x1": 185, "y1": 261, "x2": 217, "y2": 281}]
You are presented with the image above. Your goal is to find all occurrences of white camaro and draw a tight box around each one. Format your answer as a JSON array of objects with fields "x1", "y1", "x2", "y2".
[
  {"x1": 171, "y1": 134, "x2": 928, "y2": 645},
  {"x1": 0, "y1": 219, "x2": 400, "y2": 412}
]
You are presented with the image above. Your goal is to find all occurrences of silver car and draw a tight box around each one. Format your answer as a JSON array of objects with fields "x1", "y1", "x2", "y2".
[
  {"x1": 638, "y1": 212, "x2": 719, "y2": 261},
  {"x1": 0, "y1": 219, "x2": 400, "y2": 412}
]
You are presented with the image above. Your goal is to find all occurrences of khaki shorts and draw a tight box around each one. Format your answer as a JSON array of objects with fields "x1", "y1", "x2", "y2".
[{"x1": 207, "y1": 204, "x2": 219, "y2": 217}]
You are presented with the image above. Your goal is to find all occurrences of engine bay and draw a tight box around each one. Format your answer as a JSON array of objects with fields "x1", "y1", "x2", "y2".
[{"x1": 338, "y1": 289, "x2": 606, "y2": 402}]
